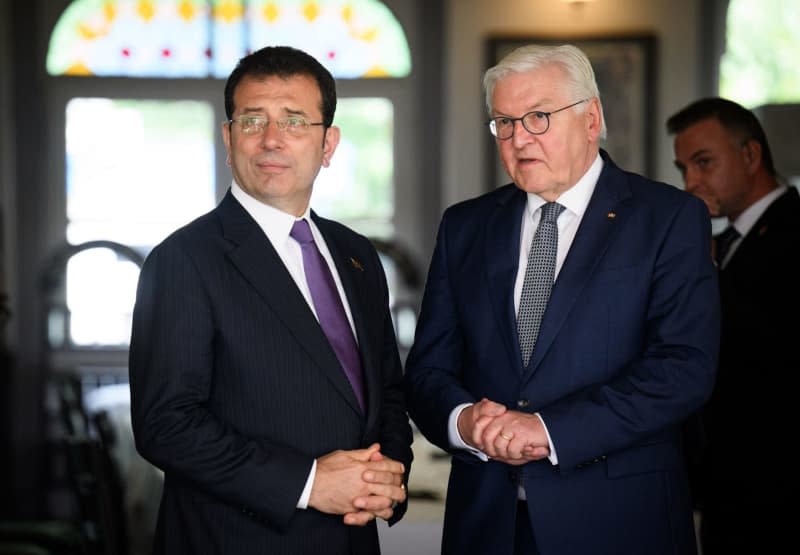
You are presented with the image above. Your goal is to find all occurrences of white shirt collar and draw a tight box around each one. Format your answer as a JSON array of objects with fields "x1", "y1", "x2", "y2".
[
  {"x1": 525, "y1": 152, "x2": 603, "y2": 219},
  {"x1": 730, "y1": 185, "x2": 788, "y2": 237},
  {"x1": 230, "y1": 181, "x2": 312, "y2": 246}
]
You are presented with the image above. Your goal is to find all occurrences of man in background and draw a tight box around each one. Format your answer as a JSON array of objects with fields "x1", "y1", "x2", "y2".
[
  {"x1": 668, "y1": 96, "x2": 800, "y2": 554},
  {"x1": 129, "y1": 45, "x2": 412, "y2": 555}
]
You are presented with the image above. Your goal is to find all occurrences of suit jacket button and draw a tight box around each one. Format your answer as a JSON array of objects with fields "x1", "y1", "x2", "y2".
[{"x1": 516, "y1": 399, "x2": 530, "y2": 408}]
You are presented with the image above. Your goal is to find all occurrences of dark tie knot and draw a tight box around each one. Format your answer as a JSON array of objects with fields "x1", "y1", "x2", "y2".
[
  {"x1": 715, "y1": 225, "x2": 740, "y2": 245},
  {"x1": 290, "y1": 219, "x2": 314, "y2": 244},
  {"x1": 714, "y1": 225, "x2": 741, "y2": 266},
  {"x1": 541, "y1": 202, "x2": 565, "y2": 222}
]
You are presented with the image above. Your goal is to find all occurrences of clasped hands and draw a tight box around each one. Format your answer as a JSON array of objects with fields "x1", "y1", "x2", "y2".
[
  {"x1": 458, "y1": 398, "x2": 550, "y2": 465},
  {"x1": 309, "y1": 443, "x2": 406, "y2": 526}
]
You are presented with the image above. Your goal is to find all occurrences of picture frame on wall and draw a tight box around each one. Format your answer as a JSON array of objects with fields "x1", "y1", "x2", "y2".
[{"x1": 484, "y1": 35, "x2": 657, "y2": 189}]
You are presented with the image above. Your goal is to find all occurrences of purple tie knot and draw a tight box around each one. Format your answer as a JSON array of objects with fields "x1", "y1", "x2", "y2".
[{"x1": 290, "y1": 219, "x2": 314, "y2": 244}]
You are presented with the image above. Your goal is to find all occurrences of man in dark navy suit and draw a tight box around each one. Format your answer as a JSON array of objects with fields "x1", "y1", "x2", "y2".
[
  {"x1": 405, "y1": 44, "x2": 719, "y2": 555},
  {"x1": 669, "y1": 97, "x2": 800, "y2": 555},
  {"x1": 129, "y1": 45, "x2": 412, "y2": 555}
]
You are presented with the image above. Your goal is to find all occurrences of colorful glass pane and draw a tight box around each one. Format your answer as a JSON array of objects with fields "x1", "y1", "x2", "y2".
[{"x1": 47, "y1": 0, "x2": 411, "y2": 78}]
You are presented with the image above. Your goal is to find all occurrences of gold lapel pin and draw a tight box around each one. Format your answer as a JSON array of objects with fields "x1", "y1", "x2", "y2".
[
  {"x1": 607, "y1": 212, "x2": 616, "y2": 219},
  {"x1": 350, "y1": 257, "x2": 364, "y2": 271}
]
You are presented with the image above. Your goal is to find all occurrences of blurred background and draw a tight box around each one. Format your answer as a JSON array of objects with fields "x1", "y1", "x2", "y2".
[{"x1": 1, "y1": 1, "x2": 798, "y2": 553}]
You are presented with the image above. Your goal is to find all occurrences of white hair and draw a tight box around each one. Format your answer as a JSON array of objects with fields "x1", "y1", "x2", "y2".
[{"x1": 483, "y1": 44, "x2": 607, "y2": 139}]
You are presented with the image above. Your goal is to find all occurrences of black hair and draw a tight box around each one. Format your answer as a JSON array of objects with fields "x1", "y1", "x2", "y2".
[
  {"x1": 224, "y1": 45, "x2": 337, "y2": 127},
  {"x1": 666, "y1": 97, "x2": 776, "y2": 177}
]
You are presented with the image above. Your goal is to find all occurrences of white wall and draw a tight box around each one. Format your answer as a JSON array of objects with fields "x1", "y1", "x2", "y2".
[{"x1": 443, "y1": 0, "x2": 702, "y2": 207}]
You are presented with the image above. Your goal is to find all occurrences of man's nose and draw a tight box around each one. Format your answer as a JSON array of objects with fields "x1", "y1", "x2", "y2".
[
  {"x1": 511, "y1": 120, "x2": 535, "y2": 148},
  {"x1": 684, "y1": 167, "x2": 701, "y2": 192},
  {"x1": 260, "y1": 120, "x2": 284, "y2": 147}
]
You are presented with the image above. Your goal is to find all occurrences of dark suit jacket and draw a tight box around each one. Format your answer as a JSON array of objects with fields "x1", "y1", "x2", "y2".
[
  {"x1": 698, "y1": 186, "x2": 800, "y2": 505},
  {"x1": 405, "y1": 152, "x2": 720, "y2": 555},
  {"x1": 129, "y1": 190, "x2": 413, "y2": 555}
]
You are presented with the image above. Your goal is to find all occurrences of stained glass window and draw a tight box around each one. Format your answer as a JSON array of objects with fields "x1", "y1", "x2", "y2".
[{"x1": 47, "y1": 0, "x2": 411, "y2": 79}]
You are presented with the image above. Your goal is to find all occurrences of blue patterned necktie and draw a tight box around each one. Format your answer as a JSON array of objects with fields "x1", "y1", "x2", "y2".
[
  {"x1": 290, "y1": 219, "x2": 365, "y2": 412},
  {"x1": 518, "y1": 202, "x2": 565, "y2": 367}
]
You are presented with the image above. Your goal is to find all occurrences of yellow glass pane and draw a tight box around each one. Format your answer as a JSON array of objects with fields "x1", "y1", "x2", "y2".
[{"x1": 47, "y1": 0, "x2": 411, "y2": 78}]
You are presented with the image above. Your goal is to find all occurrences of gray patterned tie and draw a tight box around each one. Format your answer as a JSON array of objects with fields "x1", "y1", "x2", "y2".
[{"x1": 518, "y1": 202, "x2": 565, "y2": 367}]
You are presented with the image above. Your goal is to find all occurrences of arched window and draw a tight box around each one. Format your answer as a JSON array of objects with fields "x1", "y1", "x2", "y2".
[
  {"x1": 47, "y1": 0, "x2": 411, "y2": 79},
  {"x1": 45, "y1": 0, "x2": 416, "y2": 351}
]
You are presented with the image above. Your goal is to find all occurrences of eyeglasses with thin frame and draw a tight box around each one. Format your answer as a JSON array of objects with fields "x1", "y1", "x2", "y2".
[
  {"x1": 227, "y1": 114, "x2": 325, "y2": 136},
  {"x1": 487, "y1": 99, "x2": 588, "y2": 140}
]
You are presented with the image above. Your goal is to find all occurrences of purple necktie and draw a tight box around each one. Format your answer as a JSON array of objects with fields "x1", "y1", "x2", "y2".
[{"x1": 290, "y1": 219, "x2": 365, "y2": 412}]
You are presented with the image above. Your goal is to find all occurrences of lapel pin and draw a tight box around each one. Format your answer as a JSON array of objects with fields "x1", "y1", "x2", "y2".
[
  {"x1": 607, "y1": 212, "x2": 616, "y2": 219},
  {"x1": 758, "y1": 225, "x2": 768, "y2": 236},
  {"x1": 350, "y1": 257, "x2": 364, "y2": 271}
]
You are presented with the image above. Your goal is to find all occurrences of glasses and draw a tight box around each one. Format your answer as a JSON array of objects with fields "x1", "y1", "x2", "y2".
[
  {"x1": 487, "y1": 99, "x2": 588, "y2": 140},
  {"x1": 227, "y1": 114, "x2": 324, "y2": 136}
]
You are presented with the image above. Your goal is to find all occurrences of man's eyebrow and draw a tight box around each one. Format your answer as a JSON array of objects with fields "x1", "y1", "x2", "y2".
[
  {"x1": 236, "y1": 107, "x2": 311, "y2": 117},
  {"x1": 689, "y1": 148, "x2": 712, "y2": 161},
  {"x1": 284, "y1": 107, "x2": 310, "y2": 116}
]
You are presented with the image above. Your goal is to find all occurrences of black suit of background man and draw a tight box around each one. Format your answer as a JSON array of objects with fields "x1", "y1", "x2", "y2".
[{"x1": 668, "y1": 96, "x2": 800, "y2": 555}]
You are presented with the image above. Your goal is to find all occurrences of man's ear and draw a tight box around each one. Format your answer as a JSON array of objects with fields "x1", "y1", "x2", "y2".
[
  {"x1": 322, "y1": 125, "x2": 340, "y2": 168},
  {"x1": 586, "y1": 97, "x2": 603, "y2": 142},
  {"x1": 741, "y1": 139, "x2": 762, "y2": 175},
  {"x1": 222, "y1": 120, "x2": 232, "y2": 165}
]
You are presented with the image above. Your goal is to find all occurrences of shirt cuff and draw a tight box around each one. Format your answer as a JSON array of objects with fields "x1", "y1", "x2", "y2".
[
  {"x1": 297, "y1": 459, "x2": 316, "y2": 509},
  {"x1": 448, "y1": 403, "x2": 489, "y2": 462},
  {"x1": 535, "y1": 413, "x2": 558, "y2": 465}
]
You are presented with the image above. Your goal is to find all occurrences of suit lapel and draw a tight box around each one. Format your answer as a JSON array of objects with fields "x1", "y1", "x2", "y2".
[
  {"x1": 218, "y1": 193, "x2": 363, "y2": 416},
  {"x1": 524, "y1": 156, "x2": 632, "y2": 380},
  {"x1": 727, "y1": 186, "x2": 799, "y2": 271},
  {"x1": 485, "y1": 186, "x2": 528, "y2": 370}
]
